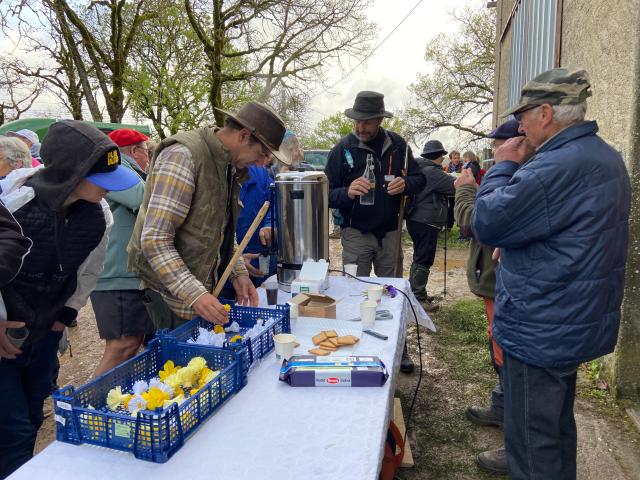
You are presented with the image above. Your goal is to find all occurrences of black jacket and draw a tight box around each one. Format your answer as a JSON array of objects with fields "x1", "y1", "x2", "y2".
[
  {"x1": 407, "y1": 158, "x2": 455, "y2": 227},
  {"x1": 0, "y1": 201, "x2": 32, "y2": 287},
  {"x1": 325, "y1": 129, "x2": 425, "y2": 236},
  {"x1": 1, "y1": 120, "x2": 111, "y2": 343}
]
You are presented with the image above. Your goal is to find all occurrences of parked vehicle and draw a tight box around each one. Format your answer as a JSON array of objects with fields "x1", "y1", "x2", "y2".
[
  {"x1": 303, "y1": 149, "x2": 330, "y2": 171},
  {"x1": 0, "y1": 118, "x2": 152, "y2": 141}
]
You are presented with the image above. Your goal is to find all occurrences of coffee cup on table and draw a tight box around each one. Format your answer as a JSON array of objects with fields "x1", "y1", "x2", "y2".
[
  {"x1": 273, "y1": 333, "x2": 297, "y2": 361},
  {"x1": 265, "y1": 281, "x2": 278, "y2": 305},
  {"x1": 360, "y1": 300, "x2": 377, "y2": 328}
]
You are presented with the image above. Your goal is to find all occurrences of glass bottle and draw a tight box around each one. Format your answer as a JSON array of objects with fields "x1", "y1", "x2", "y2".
[{"x1": 360, "y1": 154, "x2": 376, "y2": 206}]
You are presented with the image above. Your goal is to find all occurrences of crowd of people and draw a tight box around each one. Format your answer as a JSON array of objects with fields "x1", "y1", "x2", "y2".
[{"x1": 0, "y1": 66, "x2": 631, "y2": 480}]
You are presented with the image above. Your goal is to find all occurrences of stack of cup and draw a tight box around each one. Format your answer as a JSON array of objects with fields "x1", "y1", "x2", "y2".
[
  {"x1": 367, "y1": 284, "x2": 383, "y2": 304},
  {"x1": 360, "y1": 300, "x2": 377, "y2": 328}
]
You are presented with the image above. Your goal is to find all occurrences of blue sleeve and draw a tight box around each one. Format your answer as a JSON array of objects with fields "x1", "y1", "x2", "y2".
[
  {"x1": 262, "y1": 175, "x2": 275, "y2": 229},
  {"x1": 472, "y1": 161, "x2": 551, "y2": 248}
]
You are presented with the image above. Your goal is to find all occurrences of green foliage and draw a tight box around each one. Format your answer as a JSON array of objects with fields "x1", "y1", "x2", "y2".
[{"x1": 407, "y1": 3, "x2": 496, "y2": 143}]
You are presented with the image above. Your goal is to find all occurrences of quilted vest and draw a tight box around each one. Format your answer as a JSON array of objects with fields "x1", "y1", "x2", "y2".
[
  {"x1": 128, "y1": 128, "x2": 247, "y2": 294},
  {"x1": 1, "y1": 198, "x2": 105, "y2": 342}
]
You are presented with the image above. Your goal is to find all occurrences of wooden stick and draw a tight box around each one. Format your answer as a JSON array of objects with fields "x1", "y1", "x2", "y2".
[
  {"x1": 212, "y1": 200, "x2": 270, "y2": 296},
  {"x1": 394, "y1": 145, "x2": 410, "y2": 277}
]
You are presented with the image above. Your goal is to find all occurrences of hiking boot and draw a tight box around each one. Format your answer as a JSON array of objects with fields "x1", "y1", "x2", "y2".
[
  {"x1": 422, "y1": 300, "x2": 440, "y2": 313},
  {"x1": 476, "y1": 447, "x2": 508, "y2": 474},
  {"x1": 466, "y1": 406, "x2": 504, "y2": 428},
  {"x1": 400, "y1": 343, "x2": 414, "y2": 374},
  {"x1": 409, "y1": 263, "x2": 430, "y2": 301}
]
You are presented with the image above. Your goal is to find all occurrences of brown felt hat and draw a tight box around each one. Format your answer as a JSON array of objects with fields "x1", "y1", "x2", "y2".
[{"x1": 215, "y1": 101, "x2": 291, "y2": 165}]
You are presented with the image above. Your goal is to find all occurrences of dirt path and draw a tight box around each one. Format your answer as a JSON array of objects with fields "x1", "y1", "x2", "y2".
[{"x1": 34, "y1": 238, "x2": 640, "y2": 480}]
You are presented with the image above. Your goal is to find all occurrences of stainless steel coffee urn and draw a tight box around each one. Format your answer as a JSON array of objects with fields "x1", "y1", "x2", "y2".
[{"x1": 275, "y1": 171, "x2": 329, "y2": 291}]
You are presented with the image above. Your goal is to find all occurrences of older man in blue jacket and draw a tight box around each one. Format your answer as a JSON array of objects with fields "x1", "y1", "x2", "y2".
[{"x1": 470, "y1": 68, "x2": 630, "y2": 479}]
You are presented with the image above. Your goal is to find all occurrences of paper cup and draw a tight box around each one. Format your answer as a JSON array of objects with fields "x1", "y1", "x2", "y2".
[
  {"x1": 367, "y1": 285, "x2": 383, "y2": 304},
  {"x1": 344, "y1": 264, "x2": 358, "y2": 277},
  {"x1": 360, "y1": 300, "x2": 377, "y2": 328},
  {"x1": 274, "y1": 333, "x2": 297, "y2": 361},
  {"x1": 258, "y1": 255, "x2": 270, "y2": 275}
]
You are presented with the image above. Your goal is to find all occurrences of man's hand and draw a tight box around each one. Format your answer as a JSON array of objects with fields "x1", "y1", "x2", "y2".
[
  {"x1": 51, "y1": 321, "x2": 66, "y2": 332},
  {"x1": 232, "y1": 275, "x2": 259, "y2": 306},
  {"x1": 386, "y1": 177, "x2": 405, "y2": 196},
  {"x1": 259, "y1": 227, "x2": 273, "y2": 246},
  {"x1": 243, "y1": 253, "x2": 263, "y2": 277},
  {"x1": 193, "y1": 293, "x2": 229, "y2": 324},
  {"x1": 347, "y1": 177, "x2": 372, "y2": 199},
  {"x1": 454, "y1": 168, "x2": 478, "y2": 190},
  {"x1": 494, "y1": 136, "x2": 534, "y2": 165},
  {"x1": 0, "y1": 320, "x2": 25, "y2": 359}
]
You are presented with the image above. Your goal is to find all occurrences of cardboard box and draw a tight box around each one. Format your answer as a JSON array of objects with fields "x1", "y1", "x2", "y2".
[{"x1": 289, "y1": 293, "x2": 338, "y2": 319}]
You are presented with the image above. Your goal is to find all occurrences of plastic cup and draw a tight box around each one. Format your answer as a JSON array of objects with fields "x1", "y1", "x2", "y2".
[
  {"x1": 258, "y1": 255, "x2": 270, "y2": 275},
  {"x1": 6, "y1": 326, "x2": 29, "y2": 349},
  {"x1": 367, "y1": 285, "x2": 384, "y2": 304},
  {"x1": 287, "y1": 301, "x2": 298, "y2": 319},
  {"x1": 344, "y1": 263, "x2": 358, "y2": 278},
  {"x1": 265, "y1": 281, "x2": 278, "y2": 305},
  {"x1": 273, "y1": 333, "x2": 297, "y2": 361},
  {"x1": 360, "y1": 300, "x2": 377, "y2": 328}
]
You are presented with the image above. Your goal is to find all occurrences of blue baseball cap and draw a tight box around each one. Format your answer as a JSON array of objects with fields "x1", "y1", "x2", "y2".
[
  {"x1": 488, "y1": 119, "x2": 521, "y2": 139},
  {"x1": 85, "y1": 148, "x2": 140, "y2": 191}
]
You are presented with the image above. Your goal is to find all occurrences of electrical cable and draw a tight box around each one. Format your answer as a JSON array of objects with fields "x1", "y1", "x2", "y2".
[
  {"x1": 328, "y1": 269, "x2": 423, "y2": 447},
  {"x1": 310, "y1": 0, "x2": 425, "y2": 99}
]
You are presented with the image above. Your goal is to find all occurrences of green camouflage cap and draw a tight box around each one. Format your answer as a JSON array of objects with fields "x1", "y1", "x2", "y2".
[{"x1": 501, "y1": 67, "x2": 591, "y2": 117}]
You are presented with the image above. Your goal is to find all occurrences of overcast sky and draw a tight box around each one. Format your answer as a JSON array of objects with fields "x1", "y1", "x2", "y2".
[{"x1": 308, "y1": 0, "x2": 477, "y2": 124}]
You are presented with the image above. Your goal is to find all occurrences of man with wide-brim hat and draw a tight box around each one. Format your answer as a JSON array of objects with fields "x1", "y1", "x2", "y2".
[
  {"x1": 128, "y1": 101, "x2": 290, "y2": 330},
  {"x1": 324, "y1": 90, "x2": 425, "y2": 373},
  {"x1": 472, "y1": 67, "x2": 630, "y2": 478}
]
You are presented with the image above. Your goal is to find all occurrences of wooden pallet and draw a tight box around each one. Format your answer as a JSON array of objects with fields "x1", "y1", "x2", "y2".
[{"x1": 393, "y1": 397, "x2": 415, "y2": 468}]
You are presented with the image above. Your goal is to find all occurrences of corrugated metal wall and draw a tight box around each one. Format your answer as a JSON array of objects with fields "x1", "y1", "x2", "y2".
[{"x1": 507, "y1": 0, "x2": 557, "y2": 107}]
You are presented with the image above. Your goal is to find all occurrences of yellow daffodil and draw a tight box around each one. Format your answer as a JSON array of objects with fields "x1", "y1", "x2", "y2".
[
  {"x1": 187, "y1": 356, "x2": 207, "y2": 373},
  {"x1": 176, "y1": 366, "x2": 197, "y2": 388},
  {"x1": 173, "y1": 386, "x2": 185, "y2": 397},
  {"x1": 159, "y1": 360, "x2": 180, "y2": 381},
  {"x1": 142, "y1": 387, "x2": 170, "y2": 410},
  {"x1": 223, "y1": 304, "x2": 231, "y2": 312},
  {"x1": 123, "y1": 394, "x2": 133, "y2": 410},
  {"x1": 106, "y1": 386, "x2": 128, "y2": 411},
  {"x1": 164, "y1": 372, "x2": 182, "y2": 390},
  {"x1": 189, "y1": 387, "x2": 200, "y2": 396},
  {"x1": 163, "y1": 394, "x2": 185, "y2": 409},
  {"x1": 229, "y1": 334, "x2": 243, "y2": 343},
  {"x1": 200, "y1": 369, "x2": 219, "y2": 386},
  {"x1": 213, "y1": 324, "x2": 225, "y2": 334}
]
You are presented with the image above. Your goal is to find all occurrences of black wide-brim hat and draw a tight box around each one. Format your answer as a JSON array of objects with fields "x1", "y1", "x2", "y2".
[
  {"x1": 421, "y1": 139, "x2": 447, "y2": 157},
  {"x1": 214, "y1": 101, "x2": 291, "y2": 165},
  {"x1": 344, "y1": 91, "x2": 393, "y2": 121}
]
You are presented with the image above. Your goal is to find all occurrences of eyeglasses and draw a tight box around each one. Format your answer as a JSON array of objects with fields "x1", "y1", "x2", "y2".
[{"x1": 514, "y1": 104, "x2": 541, "y2": 122}]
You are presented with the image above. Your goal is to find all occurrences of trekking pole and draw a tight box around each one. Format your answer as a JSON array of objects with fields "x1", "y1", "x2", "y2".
[{"x1": 443, "y1": 226, "x2": 448, "y2": 297}]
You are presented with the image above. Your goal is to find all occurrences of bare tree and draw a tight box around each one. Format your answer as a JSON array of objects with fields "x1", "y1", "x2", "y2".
[
  {"x1": 406, "y1": 4, "x2": 496, "y2": 142},
  {"x1": 183, "y1": 0, "x2": 375, "y2": 124},
  {"x1": 0, "y1": 67, "x2": 44, "y2": 125}
]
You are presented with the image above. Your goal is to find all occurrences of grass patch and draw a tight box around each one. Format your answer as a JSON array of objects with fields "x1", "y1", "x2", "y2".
[{"x1": 399, "y1": 299, "x2": 501, "y2": 479}]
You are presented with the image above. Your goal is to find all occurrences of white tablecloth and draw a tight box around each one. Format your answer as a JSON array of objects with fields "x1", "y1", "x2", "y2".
[{"x1": 10, "y1": 277, "x2": 421, "y2": 480}]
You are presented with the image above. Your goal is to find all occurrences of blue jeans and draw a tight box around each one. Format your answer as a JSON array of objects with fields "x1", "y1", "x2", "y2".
[
  {"x1": 488, "y1": 339, "x2": 504, "y2": 419},
  {"x1": 503, "y1": 353, "x2": 578, "y2": 480},
  {"x1": 0, "y1": 330, "x2": 62, "y2": 479}
]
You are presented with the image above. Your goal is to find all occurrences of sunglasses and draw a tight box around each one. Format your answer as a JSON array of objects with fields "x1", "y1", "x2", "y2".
[{"x1": 513, "y1": 104, "x2": 541, "y2": 122}]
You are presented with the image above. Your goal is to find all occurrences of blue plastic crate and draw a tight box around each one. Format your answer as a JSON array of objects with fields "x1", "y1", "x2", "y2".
[
  {"x1": 52, "y1": 337, "x2": 248, "y2": 463},
  {"x1": 162, "y1": 303, "x2": 290, "y2": 372}
]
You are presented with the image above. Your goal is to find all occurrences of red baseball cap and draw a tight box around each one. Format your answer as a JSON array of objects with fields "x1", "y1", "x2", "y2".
[{"x1": 108, "y1": 129, "x2": 149, "y2": 147}]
